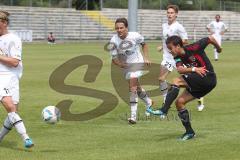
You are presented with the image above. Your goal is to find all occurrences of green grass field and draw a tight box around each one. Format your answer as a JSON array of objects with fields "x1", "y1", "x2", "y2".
[{"x1": 0, "y1": 41, "x2": 239, "y2": 160}]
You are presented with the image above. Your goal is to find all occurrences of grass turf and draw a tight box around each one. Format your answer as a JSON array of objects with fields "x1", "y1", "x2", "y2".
[{"x1": 0, "y1": 41, "x2": 239, "y2": 160}]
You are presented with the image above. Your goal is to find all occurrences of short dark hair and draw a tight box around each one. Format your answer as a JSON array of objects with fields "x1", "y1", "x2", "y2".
[
  {"x1": 167, "y1": 5, "x2": 179, "y2": 13},
  {"x1": 215, "y1": 14, "x2": 220, "y2": 18},
  {"x1": 115, "y1": 18, "x2": 128, "y2": 28},
  {"x1": 166, "y1": 36, "x2": 183, "y2": 47}
]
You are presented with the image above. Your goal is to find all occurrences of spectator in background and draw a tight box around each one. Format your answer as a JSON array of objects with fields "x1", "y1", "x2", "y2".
[{"x1": 48, "y1": 32, "x2": 55, "y2": 44}]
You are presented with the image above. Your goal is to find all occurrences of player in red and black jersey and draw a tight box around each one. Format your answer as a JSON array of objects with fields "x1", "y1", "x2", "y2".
[{"x1": 154, "y1": 35, "x2": 221, "y2": 140}]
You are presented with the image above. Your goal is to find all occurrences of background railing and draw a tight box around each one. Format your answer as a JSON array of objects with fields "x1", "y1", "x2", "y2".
[
  {"x1": 1, "y1": 0, "x2": 240, "y2": 12},
  {"x1": 1, "y1": 1, "x2": 240, "y2": 41}
]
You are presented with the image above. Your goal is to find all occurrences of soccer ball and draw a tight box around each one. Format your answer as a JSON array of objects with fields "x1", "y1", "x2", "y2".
[{"x1": 42, "y1": 106, "x2": 61, "y2": 124}]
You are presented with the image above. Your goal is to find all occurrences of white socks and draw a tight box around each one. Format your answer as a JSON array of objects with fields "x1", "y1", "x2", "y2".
[
  {"x1": 160, "y1": 80, "x2": 168, "y2": 102},
  {"x1": 214, "y1": 49, "x2": 219, "y2": 60},
  {"x1": 7, "y1": 112, "x2": 29, "y2": 141},
  {"x1": 129, "y1": 92, "x2": 138, "y2": 120},
  {"x1": 198, "y1": 97, "x2": 204, "y2": 105},
  {"x1": 137, "y1": 88, "x2": 152, "y2": 107}
]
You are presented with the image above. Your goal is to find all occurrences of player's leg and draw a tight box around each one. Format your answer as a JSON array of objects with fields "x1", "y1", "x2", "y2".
[
  {"x1": 147, "y1": 76, "x2": 187, "y2": 117},
  {"x1": 175, "y1": 90, "x2": 196, "y2": 140},
  {"x1": 158, "y1": 64, "x2": 171, "y2": 102},
  {"x1": 0, "y1": 76, "x2": 33, "y2": 148},
  {"x1": 213, "y1": 34, "x2": 221, "y2": 61},
  {"x1": 128, "y1": 78, "x2": 139, "y2": 124},
  {"x1": 0, "y1": 102, "x2": 20, "y2": 141},
  {"x1": 137, "y1": 83, "x2": 153, "y2": 116},
  {"x1": 214, "y1": 48, "x2": 219, "y2": 61},
  {"x1": 197, "y1": 97, "x2": 205, "y2": 111},
  {"x1": 0, "y1": 77, "x2": 14, "y2": 142},
  {"x1": 1, "y1": 96, "x2": 33, "y2": 148},
  {"x1": 160, "y1": 76, "x2": 188, "y2": 115},
  {"x1": 0, "y1": 113, "x2": 13, "y2": 142}
]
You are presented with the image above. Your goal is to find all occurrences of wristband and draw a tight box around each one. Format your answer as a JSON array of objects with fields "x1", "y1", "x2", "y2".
[{"x1": 192, "y1": 67, "x2": 196, "y2": 72}]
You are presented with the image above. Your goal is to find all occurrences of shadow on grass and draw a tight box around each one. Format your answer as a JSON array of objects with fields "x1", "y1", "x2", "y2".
[
  {"x1": 0, "y1": 140, "x2": 59, "y2": 153},
  {"x1": 153, "y1": 133, "x2": 181, "y2": 142},
  {"x1": 40, "y1": 149, "x2": 59, "y2": 153},
  {"x1": 0, "y1": 140, "x2": 33, "y2": 152}
]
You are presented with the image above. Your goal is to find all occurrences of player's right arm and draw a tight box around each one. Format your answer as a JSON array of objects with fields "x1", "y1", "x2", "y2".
[
  {"x1": 157, "y1": 23, "x2": 166, "y2": 53},
  {"x1": 220, "y1": 22, "x2": 228, "y2": 35},
  {"x1": 0, "y1": 54, "x2": 20, "y2": 67},
  {"x1": 175, "y1": 57, "x2": 208, "y2": 77},
  {"x1": 110, "y1": 36, "x2": 127, "y2": 68},
  {"x1": 0, "y1": 38, "x2": 22, "y2": 67}
]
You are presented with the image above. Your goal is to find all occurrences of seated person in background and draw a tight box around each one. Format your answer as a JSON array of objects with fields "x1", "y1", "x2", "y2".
[{"x1": 48, "y1": 32, "x2": 55, "y2": 44}]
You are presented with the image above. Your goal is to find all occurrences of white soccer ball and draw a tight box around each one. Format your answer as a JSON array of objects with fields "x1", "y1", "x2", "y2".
[{"x1": 42, "y1": 106, "x2": 61, "y2": 124}]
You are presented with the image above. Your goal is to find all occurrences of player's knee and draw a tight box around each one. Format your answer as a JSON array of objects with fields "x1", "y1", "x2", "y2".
[
  {"x1": 129, "y1": 86, "x2": 137, "y2": 93},
  {"x1": 158, "y1": 75, "x2": 166, "y2": 82},
  {"x1": 172, "y1": 78, "x2": 181, "y2": 86},
  {"x1": 1, "y1": 97, "x2": 16, "y2": 112},
  {"x1": 175, "y1": 97, "x2": 186, "y2": 108},
  {"x1": 7, "y1": 112, "x2": 22, "y2": 125}
]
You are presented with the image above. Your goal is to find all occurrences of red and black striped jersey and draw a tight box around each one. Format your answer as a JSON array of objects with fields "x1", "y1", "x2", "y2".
[{"x1": 174, "y1": 37, "x2": 214, "y2": 72}]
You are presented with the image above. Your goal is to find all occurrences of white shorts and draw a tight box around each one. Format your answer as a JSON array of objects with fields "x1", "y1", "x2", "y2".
[
  {"x1": 161, "y1": 59, "x2": 176, "y2": 72},
  {"x1": 124, "y1": 71, "x2": 143, "y2": 80},
  {"x1": 0, "y1": 74, "x2": 20, "y2": 104}
]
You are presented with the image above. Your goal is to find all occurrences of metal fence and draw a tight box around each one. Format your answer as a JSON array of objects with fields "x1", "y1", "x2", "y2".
[
  {"x1": 0, "y1": 0, "x2": 73, "y2": 8},
  {"x1": 1, "y1": 1, "x2": 240, "y2": 41},
  {"x1": 1, "y1": 0, "x2": 240, "y2": 12},
  {"x1": 102, "y1": 0, "x2": 240, "y2": 11}
]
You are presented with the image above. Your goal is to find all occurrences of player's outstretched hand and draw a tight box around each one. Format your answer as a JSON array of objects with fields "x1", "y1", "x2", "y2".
[{"x1": 195, "y1": 66, "x2": 209, "y2": 77}]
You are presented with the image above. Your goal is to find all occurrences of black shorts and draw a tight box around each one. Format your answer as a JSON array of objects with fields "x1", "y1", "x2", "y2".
[{"x1": 182, "y1": 72, "x2": 217, "y2": 99}]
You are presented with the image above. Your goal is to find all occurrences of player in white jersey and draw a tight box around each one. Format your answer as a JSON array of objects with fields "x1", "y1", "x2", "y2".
[
  {"x1": 207, "y1": 14, "x2": 228, "y2": 61},
  {"x1": 110, "y1": 18, "x2": 153, "y2": 124},
  {"x1": 158, "y1": 5, "x2": 188, "y2": 101},
  {"x1": 0, "y1": 11, "x2": 33, "y2": 148}
]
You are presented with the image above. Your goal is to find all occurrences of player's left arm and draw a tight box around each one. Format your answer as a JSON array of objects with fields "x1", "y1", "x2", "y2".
[
  {"x1": 220, "y1": 23, "x2": 228, "y2": 35},
  {"x1": 208, "y1": 35, "x2": 222, "y2": 53},
  {"x1": 178, "y1": 24, "x2": 189, "y2": 45},
  {"x1": 135, "y1": 32, "x2": 151, "y2": 66},
  {"x1": 141, "y1": 42, "x2": 151, "y2": 66}
]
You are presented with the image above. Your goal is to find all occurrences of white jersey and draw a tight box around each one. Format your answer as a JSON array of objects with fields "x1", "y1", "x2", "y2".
[
  {"x1": 162, "y1": 21, "x2": 188, "y2": 60},
  {"x1": 110, "y1": 32, "x2": 144, "y2": 64},
  {"x1": 0, "y1": 33, "x2": 22, "y2": 78},
  {"x1": 207, "y1": 21, "x2": 228, "y2": 35}
]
